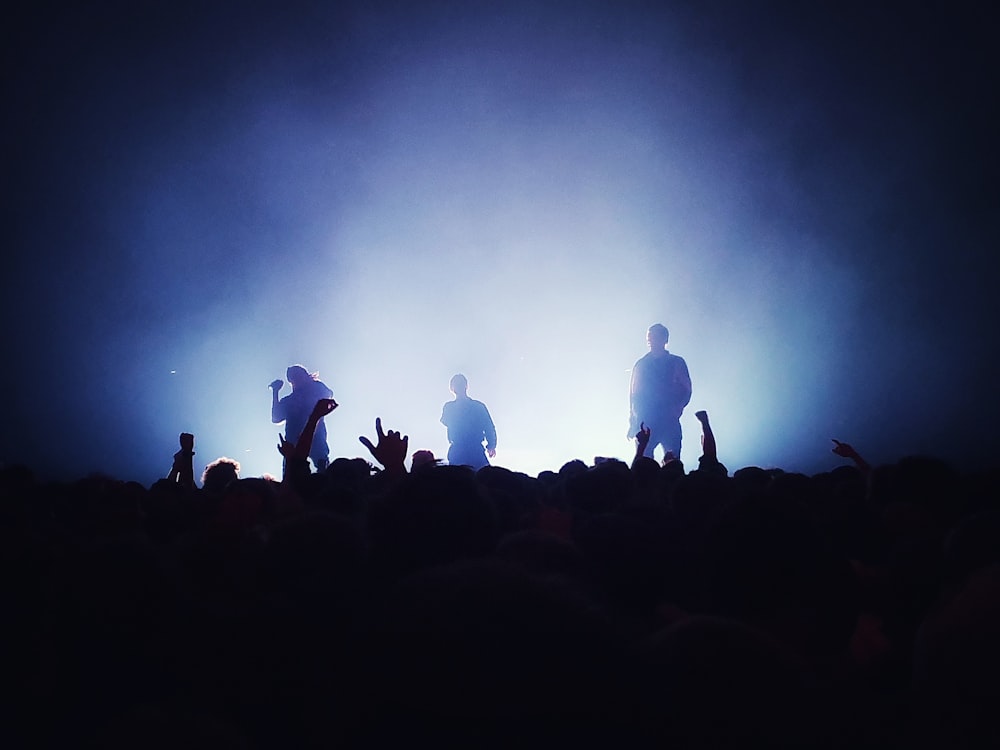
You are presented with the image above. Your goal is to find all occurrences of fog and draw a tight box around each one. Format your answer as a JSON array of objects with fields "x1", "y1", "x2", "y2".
[{"x1": 3, "y1": 1, "x2": 996, "y2": 483}]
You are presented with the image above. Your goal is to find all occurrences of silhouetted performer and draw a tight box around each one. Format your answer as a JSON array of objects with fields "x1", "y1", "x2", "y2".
[
  {"x1": 629, "y1": 323, "x2": 692, "y2": 460},
  {"x1": 441, "y1": 373, "x2": 496, "y2": 469},
  {"x1": 270, "y1": 364, "x2": 334, "y2": 470}
]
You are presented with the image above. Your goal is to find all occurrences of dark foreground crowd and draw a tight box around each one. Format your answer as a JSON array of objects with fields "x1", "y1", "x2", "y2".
[{"x1": 3, "y1": 409, "x2": 1000, "y2": 749}]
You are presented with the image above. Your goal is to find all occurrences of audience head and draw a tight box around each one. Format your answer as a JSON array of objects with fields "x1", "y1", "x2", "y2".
[
  {"x1": 411, "y1": 449, "x2": 439, "y2": 470},
  {"x1": 201, "y1": 456, "x2": 241, "y2": 493},
  {"x1": 367, "y1": 464, "x2": 496, "y2": 580},
  {"x1": 16, "y1": 400, "x2": 994, "y2": 749}
]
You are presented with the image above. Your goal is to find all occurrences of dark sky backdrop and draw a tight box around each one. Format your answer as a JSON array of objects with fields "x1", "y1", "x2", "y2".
[{"x1": 2, "y1": 0, "x2": 997, "y2": 483}]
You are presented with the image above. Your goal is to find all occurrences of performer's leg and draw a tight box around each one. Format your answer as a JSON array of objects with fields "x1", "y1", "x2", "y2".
[
  {"x1": 310, "y1": 440, "x2": 330, "y2": 472},
  {"x1": 665, "y1": 420, "x2": 683, "y2": 459},
  {"x1": 448, "y1": 443, "x2": 487, "y2": 469},
  {"x1": 651, "y1": 421, "x2": 682, "y2": 462}
]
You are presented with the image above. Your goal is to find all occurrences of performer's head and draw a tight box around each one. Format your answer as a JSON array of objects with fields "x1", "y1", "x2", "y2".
[
  {"x1": 286, "y1": 364, "x2": 316, "y2": 390},
  {"x1": 647, "y1": 323, "x2": 669, "y2": 350},
  {"x1": 449, "y1": 373, "x2": 469, "y2": 396}
]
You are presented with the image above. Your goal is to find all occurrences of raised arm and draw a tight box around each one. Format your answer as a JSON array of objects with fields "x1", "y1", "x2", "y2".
[
  {"x1": 270, "y1": 379, "x2": 285, "y2": 423},
  {"x1": 693, "y1": 410, "x2": 727, "y2": 475},
  {"x1": 695, "y1": 410, "x2": 715, "y2": 462},
  {"x1": 277, "y1": 399, "x2": 337, "y2": 482},
  {"x1": 832, "y1": 439, "x2": 870, "y2": 474},
  {"x1": 632, "y1": 422, "x2": 651, "y2": 467},
  {"x1": 295, "y1": 398, "x2": 338, "y2": 462}
]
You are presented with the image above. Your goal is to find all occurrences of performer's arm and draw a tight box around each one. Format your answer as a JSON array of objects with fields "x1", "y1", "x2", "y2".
[
  {"x1": 483, "y1": 405, "x2": 497, "y2": 458},
  {"x1": 677, "y1": 358, "x2": 693, "y2": 410},
  {"x1": 628, "y1": 365, "x2": 640, "y2": 437},
  {"x1": 270, "y1": 379, "x2": 285, "y2": 423}
]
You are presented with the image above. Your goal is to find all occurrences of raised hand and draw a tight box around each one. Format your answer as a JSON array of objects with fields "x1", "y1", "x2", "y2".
[
  {"x1": 695, "y1": 410, "x2": 717, "y2": 462},
  {"x1": 269, "y1": 379, "x2": 284, "y2": 391},
  {"x1": 831, "y1": 438, "x2": 870, "y2": 473},
  {"x1": 310, "y1": 397, "x2": 338, "y2": 420},
  {"x1": 629, "y1": 422, "x2": 653, "y2": 468},
  {"x1": 359, "y1": 417, "x2": 408, "y2": 475},
  {"x1": 178, "y1": 432, "x2": 194, "y2": 453},
  {"x1": 277, "y1": 433, "x2": 295, "y2": 459},
  {"x1": 831, "y1": 438, "x2": 856, "y2": 458},
  {"x1": 635, "y1": 422, "x2": 651, "y2": 455}
]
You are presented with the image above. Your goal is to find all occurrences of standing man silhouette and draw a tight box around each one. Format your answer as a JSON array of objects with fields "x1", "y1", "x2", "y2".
[
  {"x1": 270, "y1": 364, "x2": 334, "y2": 470},
  {"x1": 629, "y1": 324, "x2": 692, "y2": 461},
  {"x1": 441, "y1": 373, "x2": 496, "y2": 470}
]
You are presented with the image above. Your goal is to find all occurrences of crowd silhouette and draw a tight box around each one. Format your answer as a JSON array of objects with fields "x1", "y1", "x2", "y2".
[{"x1": 3, "y1": 393, "x2": 1000, "y2": 749}]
